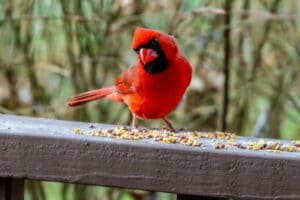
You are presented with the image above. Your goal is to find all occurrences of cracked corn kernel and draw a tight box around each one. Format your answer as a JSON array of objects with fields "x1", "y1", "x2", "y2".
[
  {"x1": 120, "y1": 133, "x2": 130, "y2": 139},
  {"x1": 192, "y1": 140, "x2": 201, "y2": 146},
  {"x1": 216, "y1": 132, "x2": 225, "y2": 139},
  {"x1": 184, "y1": 139, "x2": 193, "y2": 145},
  {"x1": 294, "y1": 140, "x2": 300, "y2": 147},
  {"x1": 133, "y1": 135, "x2": 141, "y2": 140},
  {"x1": 208, "y1": 132, "x2": 215, "y2": 138},
  {"x1": 89, "y1": 131, "x2": 98, "y2": 136},
  {"x1": 162, "y1": 137, "x2": 170, "y2": 144},
  {"x1": 117, "y1": 128, "x2": 126, "y2": 135},
  {"x1": 167, "y1": 136, "x2": 176, "y2": 143},
  {"x1": 252, "y1": 144, "x2": 262, "y2": 150},
  {"x1": 73, "y1": 128, "x2": 82, "y2": 134}
]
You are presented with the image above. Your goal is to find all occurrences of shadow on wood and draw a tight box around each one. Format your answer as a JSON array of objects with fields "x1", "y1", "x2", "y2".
[
  {"x1": 0, "y1": 178, "x2": 24, "y2": 200},
  {"x1": 177, "y1": 194, "x2": 227, "y2": 200}
]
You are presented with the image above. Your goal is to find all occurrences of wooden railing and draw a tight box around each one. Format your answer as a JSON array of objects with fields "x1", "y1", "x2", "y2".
[{"x1": 0, "y1": 114, "x2": 299, "y2": 200}]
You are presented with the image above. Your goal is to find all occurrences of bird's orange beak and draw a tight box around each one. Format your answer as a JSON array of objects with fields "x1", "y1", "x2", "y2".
[{"x1": 139, "y1": 48, "x2": 158, "y2": 64}]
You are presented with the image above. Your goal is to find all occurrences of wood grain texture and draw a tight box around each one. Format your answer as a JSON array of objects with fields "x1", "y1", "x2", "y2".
[{"x1": 0, "y1": 114, "x2": 299, "y2": 200}]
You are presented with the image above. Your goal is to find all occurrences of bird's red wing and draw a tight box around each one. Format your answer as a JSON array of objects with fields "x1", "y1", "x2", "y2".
[{"x1": 115, "y1": 64, "x2": 138, "y2": 94}]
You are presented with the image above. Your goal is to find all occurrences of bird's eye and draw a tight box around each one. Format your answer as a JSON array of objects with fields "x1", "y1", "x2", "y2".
[{"x1": 151, "y1": 38, "x2": 159, "y2": 46}]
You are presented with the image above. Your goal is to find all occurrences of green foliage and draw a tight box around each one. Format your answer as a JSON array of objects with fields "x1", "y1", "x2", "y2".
[{"x1": 0, "y1": 0, "x2": 300, "y2": 199}]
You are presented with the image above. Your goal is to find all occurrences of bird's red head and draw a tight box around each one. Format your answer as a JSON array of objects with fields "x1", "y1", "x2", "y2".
[{"x1": 132, "y1": 27, "x2": 180, "y2": 74}]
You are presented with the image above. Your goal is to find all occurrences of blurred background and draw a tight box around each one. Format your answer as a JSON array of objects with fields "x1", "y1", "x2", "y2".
[{"x1": 0, "y1": 0, "x2": 299, "y2": 199}]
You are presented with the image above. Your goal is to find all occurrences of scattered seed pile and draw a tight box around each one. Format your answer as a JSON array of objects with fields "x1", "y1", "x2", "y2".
[{"x1": 73, "y1": 126, "x2": 300, "y2": 153}]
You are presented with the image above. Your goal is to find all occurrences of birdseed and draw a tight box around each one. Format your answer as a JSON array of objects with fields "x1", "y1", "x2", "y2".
[{"x1": 72, "y1": 126, "x2": 300, "y2": 153}]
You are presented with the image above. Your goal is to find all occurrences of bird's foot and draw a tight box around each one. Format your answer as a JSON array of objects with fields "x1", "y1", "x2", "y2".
[
  {"x1": 131, "y1": 114, "x2": 138, "y2": 129},
  {"x1": 162, "y1": 117, "x2": 178, "y2": 132}
]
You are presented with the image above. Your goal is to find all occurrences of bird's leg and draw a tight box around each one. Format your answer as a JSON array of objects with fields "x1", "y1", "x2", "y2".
[
  {"x1": 162, "y1": 117, "x2": 177, "y2": 132},
  {"x1": 131, "y1": 114, "x2": 138, "y2": 129}
]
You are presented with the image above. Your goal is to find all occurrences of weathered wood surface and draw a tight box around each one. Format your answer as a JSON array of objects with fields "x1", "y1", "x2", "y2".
[{"x1": 0, "y1": 114, "x2": 299, "y2": 200}]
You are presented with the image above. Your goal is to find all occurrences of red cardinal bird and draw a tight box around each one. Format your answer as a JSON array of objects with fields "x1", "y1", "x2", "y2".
[{"x1": 68, "y1": 27, "x2": 192, "y2": 130}]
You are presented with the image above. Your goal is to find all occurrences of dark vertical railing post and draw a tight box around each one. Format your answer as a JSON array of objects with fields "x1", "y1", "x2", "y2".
[
  {"x1": 0, "y1": 178, "x2": 24, "y2": 200},
  {"x1": 177, "y1": 194, "x2": 227, "y2": 200}
]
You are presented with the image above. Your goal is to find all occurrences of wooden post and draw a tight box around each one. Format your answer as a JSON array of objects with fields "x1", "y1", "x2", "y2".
[{"x1": 0, "y1": 178, "x2": 24, "y2": 200}]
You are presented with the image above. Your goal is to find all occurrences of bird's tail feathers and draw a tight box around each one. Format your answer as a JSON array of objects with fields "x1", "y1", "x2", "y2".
[{"x1": 67, "y1": 86, "x2": 116, "y2": 106}]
